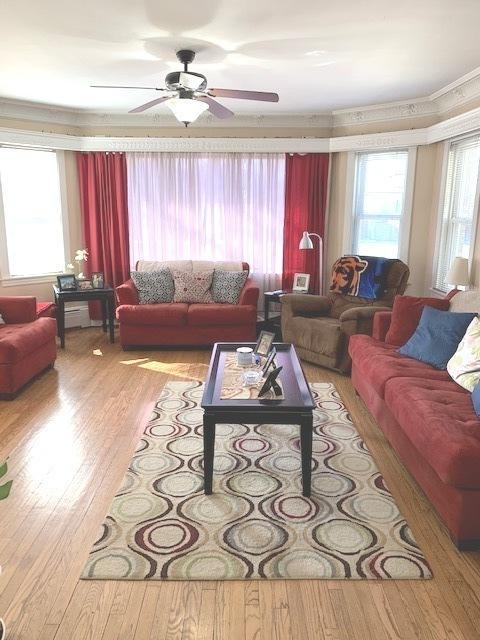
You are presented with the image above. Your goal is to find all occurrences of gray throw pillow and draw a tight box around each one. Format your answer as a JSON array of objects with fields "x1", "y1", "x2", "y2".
[
  {"x1": 212, "y1": 270, "x2": 248, "y2": 304},
  {"x1": 131, "y1": 270, "x2": 174, "y2": 304}
]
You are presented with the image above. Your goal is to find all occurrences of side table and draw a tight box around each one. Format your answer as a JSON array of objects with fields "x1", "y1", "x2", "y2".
[{"x1": 52, "y1": 285, "x2": 115, "y2": 348}]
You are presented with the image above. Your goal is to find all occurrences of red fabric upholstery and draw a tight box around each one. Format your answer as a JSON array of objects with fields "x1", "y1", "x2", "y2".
[
  {"x1": 117, "y1": 304, "x2": 188, "y2": 326},
  {"x1": 385, "y1": 295, "x2": 450, "y2": 346},
  {"x1": 348, "y1": 334, "x2": 450, "y2": 397},
  {"x1": 372, "y1": 311, "x2": 392, "y2": 341},
  {"x1": 188, "y1": 304, "x2": 256, "y2": 327},
  {"x1": 0, "y1": 318, "x2": 57, "y2": 364},
  {"x1": 384, "y1": 377, "x2": 480, "y2": 489},
  {"x1": 349, "y1": 330, "x2": 480, "y2": 547},
  {"x1": 36, "y1": 302, "x2": 57, "y2": 319},
  {"x1": 116, "y1": 265, "x2": 259, "y2": 347},
  {"x1": 119, "y1": 323, "x2": 256, "y2": 346},
  {"x1": 116, "y1": 279, "x2": 140, "y2": 305},
  {"x1": 351, "y1": 363, "x2": 480, "y2": 545},
  {"x1": 0, "y1": 299, "x2": 57, "y2": 397},
  {"x1": 238, "y1": 278, "x2": 260, "y2": 307},
  {"x1": 0, "y1": 296, "x2": 36, "y2": 324}
]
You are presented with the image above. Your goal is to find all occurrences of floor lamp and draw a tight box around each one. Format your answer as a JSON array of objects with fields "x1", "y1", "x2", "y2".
[{"x1": 299, "y1": 231, "x2": 323, "y2": 295}]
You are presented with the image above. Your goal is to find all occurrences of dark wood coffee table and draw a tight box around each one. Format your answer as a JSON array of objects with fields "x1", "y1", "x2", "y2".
[{"x1": 201, "y1": 342, "x2": 316, "y2": 496}]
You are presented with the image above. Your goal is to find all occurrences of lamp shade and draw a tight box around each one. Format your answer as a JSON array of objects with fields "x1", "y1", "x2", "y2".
[
  {"x1": 166, "y1": 97, "x2": 208, "y2": 125},
  {"x1": 446, "y1": 256, "x2": 470, "y2": 286},
  {"x1": 299, "y1": 231, "x2": 314, "y2": 250}
]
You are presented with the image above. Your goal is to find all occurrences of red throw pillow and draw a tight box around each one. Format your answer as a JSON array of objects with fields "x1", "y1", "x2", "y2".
[{"x1": 385, "y1": 295, "x2": 450, "y2": 346}]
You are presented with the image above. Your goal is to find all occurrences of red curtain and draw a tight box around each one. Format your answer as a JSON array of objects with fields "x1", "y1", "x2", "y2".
[
  {"x1": 77, "y1": 152, "x2": 130, "y2": 319},
  {"x1": 282, "y1": 153, "x2": 330, "y2": 294}
]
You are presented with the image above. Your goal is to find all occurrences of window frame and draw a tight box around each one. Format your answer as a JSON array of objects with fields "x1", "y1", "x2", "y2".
[
  {"x1": 343, "y1": 147, "x2": 417, "y2": 263},
  {"x1": 431, "y1": 136, "x2": 480, "y2": 295},
  {"x1": 0, "y1": 148, "x2": 71, "y2": 285}
]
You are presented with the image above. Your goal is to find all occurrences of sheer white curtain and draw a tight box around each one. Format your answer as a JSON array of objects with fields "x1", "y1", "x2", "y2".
[{"x1": 127, "y1": 152, "x2": 285, "y2": 296}]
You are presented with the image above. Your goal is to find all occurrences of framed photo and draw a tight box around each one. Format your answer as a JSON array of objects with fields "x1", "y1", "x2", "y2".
[
  {"x1": 293, "y1": 273, "x2": 310, "y2": 293},
  {"x1": 92, "y1": 272, "x2": 105, "y2": 289},
  {"x1": 254, "y1": 330, "x2": 275, "y2": 357},
  {"x1": 262, "y1": 347, "x2": 277, "y2": 377},
  {"x1": 57, "y1": 274, "x2": 77, "y2": 291},
  {"x1": 77, "y1": 279, "x2": 93, "y2": 290},
  {"x1": 258, "y1": 365, "x2": 283, "y2": 398}
]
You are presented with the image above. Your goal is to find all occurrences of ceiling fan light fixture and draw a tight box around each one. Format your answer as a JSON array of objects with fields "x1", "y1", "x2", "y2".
[{"x1": 166, "y1": 97, "x2": 208, "y2": 126}]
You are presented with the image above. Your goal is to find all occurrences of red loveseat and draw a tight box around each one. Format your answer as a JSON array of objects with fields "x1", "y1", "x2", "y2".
[
  {"x1": 349, "y1": 310, "x2": 480, "y2": 549},
  {"x1": 0, "y1": 296, "x2": 57, "y2": 399},
  {"x1": 116, "y1": 260, "x2": 259, "y2": 348}
]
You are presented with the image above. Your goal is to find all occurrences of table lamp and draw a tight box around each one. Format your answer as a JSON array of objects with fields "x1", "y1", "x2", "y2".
[
  {"x1": 299, "y1": 231, "x2": 323, "y2": 294},
  {"x1": 446, "y1": 256, "x2": 470, "y2": 290}
]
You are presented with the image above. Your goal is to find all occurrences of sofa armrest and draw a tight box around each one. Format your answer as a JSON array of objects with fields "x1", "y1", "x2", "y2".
[
  {"x1": 0, "y1": 296, "x2": 37, "y2": 324},
  {"x1": 116, "y1": 279, "x2": 139, "y2": 306},
  {"x1": 373, "y1": 311, "x2": 393, "y2": 342},
  {"x1": 238, "y1": 278, "x2": 259, "y2": 307},
  {"x1": 340, "y1": 306, "x2": 392, "y2": 337},
  {"x1": 281, "y1": 294, "x2": 332, "y2": 317}
]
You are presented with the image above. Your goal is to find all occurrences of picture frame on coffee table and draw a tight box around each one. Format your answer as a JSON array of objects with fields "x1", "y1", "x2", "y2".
[
  {"x1": 258, "y1": 365, "x2": 283, "y2": 398},
  {"x1": 254, "y1": 330, "x2": 275, "y2": 358},
  {"x1": 262, "y1": 347, "x2": 277, "y2": 376}
]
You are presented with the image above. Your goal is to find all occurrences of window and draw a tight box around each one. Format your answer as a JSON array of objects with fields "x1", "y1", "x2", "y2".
[
  {"x1": 350, "y1": 149, "x2": 413, "y2": 259},
  {"x1": 433, "y1": 136, "x2": 480, "y2": 292},
  {"x1": 0, "y1": 147, "x2": 66, "y2": 279}
]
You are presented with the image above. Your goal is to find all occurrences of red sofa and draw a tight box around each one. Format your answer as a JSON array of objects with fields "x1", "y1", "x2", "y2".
[
  {"x1": 0, "y1": 296, "x2": 57, "y2": 399},
  {"x1": 349, "y1": 310, "x2": 480, "y2": 549},
  {"x1": 116, "y1": 260, "x2": 259, "y2": 348}
]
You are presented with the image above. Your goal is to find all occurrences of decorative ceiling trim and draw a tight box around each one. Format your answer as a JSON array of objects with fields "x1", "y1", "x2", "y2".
[
  {"x1": 1, "y1": 66, "x2": 480, "y2": 131},
  {"x1": 1, "y1": 104, "x2": 479, "y2": 153}
]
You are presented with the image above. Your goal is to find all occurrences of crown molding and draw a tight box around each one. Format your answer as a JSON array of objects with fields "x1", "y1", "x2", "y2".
[
  {"x1": 2, "y1": 66, "x2": 480, "y2": 132},
  {"x1": 1, "y1": 103, "x2": 479, "y2": 153}
]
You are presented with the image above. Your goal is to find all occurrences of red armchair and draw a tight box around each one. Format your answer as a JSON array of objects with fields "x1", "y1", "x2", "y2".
[
  {"x1": 0, "y1": 296, "x2": 57, "y2": 399},
  {"x1": 116, "y1": 262, "x2": 260, "y2": 349}
]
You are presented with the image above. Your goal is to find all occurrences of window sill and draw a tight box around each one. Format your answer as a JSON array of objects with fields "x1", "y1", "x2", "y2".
[
  {"x1": 0, "y1": 274, "x2": 60, "y2": 287},
  {"x1": 428, "y1": 287, "x2": 448, "y2": 299}
]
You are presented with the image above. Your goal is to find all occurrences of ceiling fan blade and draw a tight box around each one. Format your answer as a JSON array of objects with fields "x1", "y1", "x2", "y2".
[
  {"x1": 208, "y1": 88, "x2": 279, "y2": 102},
  {"x1": 129, "y1": 96, "x2": 171, "y2": 113},
  {"x1": 197, "y1": 96, "x2": 234, "y2": 119},
  {"x1": 91, "y1": 85, "x2": 166, "y2": 91}
]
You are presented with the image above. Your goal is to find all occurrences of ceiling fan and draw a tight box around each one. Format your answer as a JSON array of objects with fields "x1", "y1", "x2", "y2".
[{"x1": 91, "y1": 49, "x2": 279, "y2": 127}]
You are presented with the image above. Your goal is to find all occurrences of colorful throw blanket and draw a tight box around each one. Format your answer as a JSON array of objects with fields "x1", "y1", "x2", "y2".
[{"x1": 329, "y1": 255, "x2": 390, "y2": 299}]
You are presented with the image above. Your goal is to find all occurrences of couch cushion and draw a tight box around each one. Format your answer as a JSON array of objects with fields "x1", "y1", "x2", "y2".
[
  {"x1": 385, "y1": 295, "x2": 450, "y2": 346},
  {"x1": 447, "y1": 317, "x2": 480, "y2": 391},
  {"x1": 288, "y1": 316, "x2": 344, "y2": 360},
  {"x1": 0, "y1": 318, "x2": 57, "y2": 364},
  {"x1": 131, "y1": 270, "x2": 174, "y2": 304},
  {"x1": 136, "y1": 259, "x2": 244, "y2": 273},
  {"x1": 384, "y1": 376, "x2": 480, "y2": 489},
  {"x1": 188, "y1": 304, "x2": 256, "y2": 327},
  {"x1": 349, "y1": 334, "x2": 450, "y2": 397},
  {"x1": 116, "y1": 304, "x2": 188, "y2": 326},
  {"x1": 398, "y1": 306, "x2": 476, "y2": 370},
  {"x1": 211, "y1": 270, "x2": 248, "y2": 304}
]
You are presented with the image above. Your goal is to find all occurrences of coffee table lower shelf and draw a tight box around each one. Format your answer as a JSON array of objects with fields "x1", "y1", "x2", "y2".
[{"x1": 203, "y1": 408, "x2": 314, "y2": 496}]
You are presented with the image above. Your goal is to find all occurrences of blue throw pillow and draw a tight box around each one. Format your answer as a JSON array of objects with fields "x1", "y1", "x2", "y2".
[
  {"x1": 398, "y1": 306, "x2": 477, "y2": 370},
  {"x1": 472, "y1": 383, "x2": 480, "y2": 418}
]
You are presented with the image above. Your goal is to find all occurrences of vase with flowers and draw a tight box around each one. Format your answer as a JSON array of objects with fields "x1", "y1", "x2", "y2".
[{"x1": 66, "y1": 249, "x2": 89, "y2": 281}]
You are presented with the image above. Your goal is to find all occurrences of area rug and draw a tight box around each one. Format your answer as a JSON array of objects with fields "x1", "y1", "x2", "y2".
[{"x1": 81, "y1": 381, "x2": 432, "y2": 580}]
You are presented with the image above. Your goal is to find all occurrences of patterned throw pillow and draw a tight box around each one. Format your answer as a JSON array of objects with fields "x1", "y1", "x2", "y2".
[
  {"x1": 131, "y1": 270, "x2": 174, "y2": 304},
  {"x1": 212, "y1": 270, "x2": 248, "y2": 304},
  {"x1": 447, "y1": 317, "x2": 480, "y2": 391},
  {"x1": 172, "y1": 270, "x2": 214, "y2": 303},
  {"x1": 0, "y1": 313, "x2": 5, "y2": 325}
]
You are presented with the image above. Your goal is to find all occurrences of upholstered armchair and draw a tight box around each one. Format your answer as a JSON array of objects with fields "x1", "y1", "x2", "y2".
[{"x1": 281, "y1": 259, "x2": 409, "y2": 373}]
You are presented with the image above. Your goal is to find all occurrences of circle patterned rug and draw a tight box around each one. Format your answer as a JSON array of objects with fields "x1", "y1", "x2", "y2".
[{"x1": 81, "y1": 381, "x2": 432, "y2": 580}]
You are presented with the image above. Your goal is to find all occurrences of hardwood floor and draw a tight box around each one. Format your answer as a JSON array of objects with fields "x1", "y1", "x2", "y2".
[{"x1": 0, "y1": 328, "x2": 479, "y2": 640}]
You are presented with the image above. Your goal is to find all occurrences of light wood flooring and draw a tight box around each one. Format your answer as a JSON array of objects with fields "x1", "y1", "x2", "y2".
[{"x1": 0, "y1": 328, "x2": 480, "y2": 640}]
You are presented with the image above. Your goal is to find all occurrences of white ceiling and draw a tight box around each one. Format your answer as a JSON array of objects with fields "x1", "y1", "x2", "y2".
[{"x1": 1, "y1": 0, "x2": 479, "y2": 116}]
